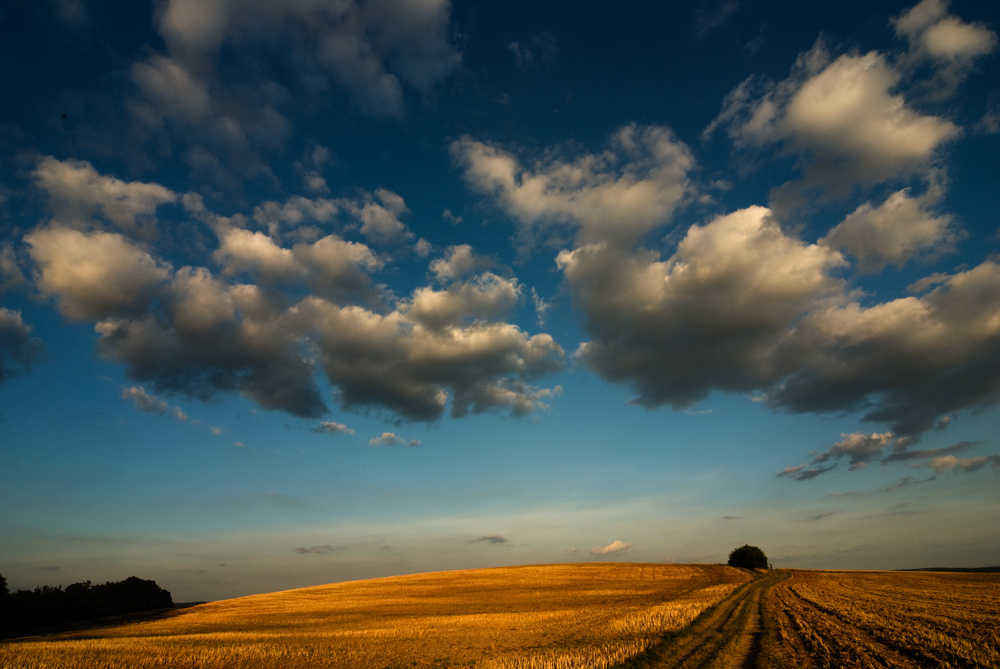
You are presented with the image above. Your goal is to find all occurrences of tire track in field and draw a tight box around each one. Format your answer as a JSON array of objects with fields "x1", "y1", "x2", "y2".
[{"x1": 617, "y1": 570, "x2": 785, "y2": 669}]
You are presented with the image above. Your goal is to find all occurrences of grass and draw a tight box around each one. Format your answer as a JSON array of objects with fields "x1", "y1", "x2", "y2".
[{"x1": 0, "y1": 563, "x2": 750, "y2": 669}]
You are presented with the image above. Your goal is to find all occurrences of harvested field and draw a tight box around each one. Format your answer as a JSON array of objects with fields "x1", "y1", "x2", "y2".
[
  {"x1": 761, "y1": 569, "x2": 1000, "y2": 668},
  {"x1": 0, "y1": 563, "x2": 750, "y2": 669}
]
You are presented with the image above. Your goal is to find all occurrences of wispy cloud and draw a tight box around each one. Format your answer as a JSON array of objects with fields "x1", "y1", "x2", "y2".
[
  {"x1": 121, "y1": 386, "x2": 169, "y2": 413},
  {"x1": 929, "y1": 455, "x2": 1000, "y2": 473},
  {"x1": 312, "y1": 421, "x2": 355, "y2": 435},
  {"x1": 882, "y1": 441, "x2": 977, "y2": 463},
  {"x1": 776, "y1": 464, "x2": 836, "y2": 481},
  {"x1": 294, "y1": 545, "x2": 338, "y2": 554},
  {"x1": 471, "y1": 535, "x2": 508, "y2": 544}
]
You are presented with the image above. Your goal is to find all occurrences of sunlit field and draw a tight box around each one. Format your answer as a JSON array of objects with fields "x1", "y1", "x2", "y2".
[
  {"x1": 763, "y1": 570, "x2": 1000, "y2": 668},
  {"x1": 0, "y1": 563, "x2": 750, "y2": 669}
]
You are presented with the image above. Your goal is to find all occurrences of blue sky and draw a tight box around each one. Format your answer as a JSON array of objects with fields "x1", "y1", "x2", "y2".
[{"x1": 1, "y1": 0, "x2": 999, "y2": 602}]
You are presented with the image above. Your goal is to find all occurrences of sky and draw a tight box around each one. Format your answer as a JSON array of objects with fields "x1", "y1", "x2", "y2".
[{"x1": 1, "y1": 0, "x2": 999, "y2": 602}]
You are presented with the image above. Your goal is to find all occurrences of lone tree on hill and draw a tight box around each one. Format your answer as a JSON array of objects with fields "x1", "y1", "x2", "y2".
[{"x1": 728, "y1": 544, "x2": 768, "y2": 570}]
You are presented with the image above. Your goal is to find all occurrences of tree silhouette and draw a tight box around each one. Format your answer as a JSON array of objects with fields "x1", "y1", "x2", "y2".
[
  {"x1": 0, "y1": 575, "x2": 172, "y2": 634},
  {"x1": 728, "y1": 544, "x2": 769, "y2": 570}
]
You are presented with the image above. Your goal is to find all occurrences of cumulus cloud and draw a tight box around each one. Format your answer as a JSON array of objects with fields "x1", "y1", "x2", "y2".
[
  {"x1": 95, "y1": 267, "x2": 328, "y2": 418},
  {"x1": 312, "y1": 421, "x2": 355, "y2": 435},
  {"x1": 566, "y1": 236, "x2": 1000, "y2": 439},
  {"x1": 18, "y1": 158, "x2": 560, "y2": 425},
  {"x1": 591, "y1": 540, "x2": 632, "y2": 555},
  {"x1": 773, "y1": 261, "x2": 1000, "y2": 435},
  {"x1": 706, "y1": 41, "x2": 959, "y2": 191},
  {"x1": 345, "y1": 188, "x2": 413, "y2": 245},
  {"x1": 456, "y1": 106, "x2": 1000, "y2": 443},
  {"x1": 894, "y1": 0, "x2": 997, "y2": 97},
  {"x1": 408, "y1": 272, "x2": 521, "y2": 331},
  {"x1": 251, "y1": 195, "x2": 340, "y2": 243},
  {"x1": 214, "y1": 194, "x2": 396, "y2": 297},
  {"x1": 25, "y1": 227, "x2": 172, "y2": 320},
  {"x1": 0, "y1": 309, "x2": 43, "y2": 383},
  {"x1": 33, "y1": 157, "x2": 177, "y2": 239},
  {"x1": 368, "y1": 432, "x2": 420, "y2": 447},
  {"x1": 452, "y1": 124, "x2": 695, "y2": 249},
  {"x1": 214, "y1": 227, "x2": 301, "y2": 282},
  {"x1": 298, "y1": 292, "x2": 563, "y2": 421},
  {"x1": 561, "y1": 206, "x2": 846, "y2": 409},
  {"x1": 430, "y1": 245, "x2": 493, "y2": 283},
  {"x1": 819, "y1": 186, "x2": 962, "y2": 273},
  {"x1": 121, "y1": 386, "x2": 169, "y2": 414}
]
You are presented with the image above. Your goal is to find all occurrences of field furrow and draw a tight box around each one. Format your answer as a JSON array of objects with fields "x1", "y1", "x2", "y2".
[{"x1": 760, "y1": 570, "x2": 1000, "y2": 669}]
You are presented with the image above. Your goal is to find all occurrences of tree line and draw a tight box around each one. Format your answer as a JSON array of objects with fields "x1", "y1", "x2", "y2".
[{"x1": 0, "y1": 572, "x2": 172, "y2": 634}]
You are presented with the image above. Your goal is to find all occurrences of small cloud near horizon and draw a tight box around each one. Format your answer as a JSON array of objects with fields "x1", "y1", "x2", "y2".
[
  {"x1": 592, "y1": 540, "x2": 632, "y2": 555},
  {"x1": 471, "y1": 535, "x2": 508, "y2": 544},
  {"x1": 295, "y1": 545, "x2": 338, "y2": 554}
]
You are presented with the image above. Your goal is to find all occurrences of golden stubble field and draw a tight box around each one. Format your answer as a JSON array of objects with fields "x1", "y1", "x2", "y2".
[
  {"x1": 0, "y1": 563, "x2": 750, "y2": 669},
  {"x1": 763, "y1": 569, "x2": 1000, "y2": 668}
]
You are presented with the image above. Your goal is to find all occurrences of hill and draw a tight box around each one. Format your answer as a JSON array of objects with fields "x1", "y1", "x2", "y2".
[{"x1": 0, "y1": 563, "x2": 749, "y2": 669}]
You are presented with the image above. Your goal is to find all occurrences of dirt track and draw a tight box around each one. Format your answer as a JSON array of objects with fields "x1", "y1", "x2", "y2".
[{"x1": 620, "y1": 569, "x2": 787, "y2": 669}]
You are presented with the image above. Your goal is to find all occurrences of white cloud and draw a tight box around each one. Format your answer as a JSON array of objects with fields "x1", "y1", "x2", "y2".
[
  {"x1": 591, "y1": 540, "x2": 632, "y2": 555},
  {"x1": 214, "y1": 228, "x2": 301, "y2": 282},
  {"x1": 408, "y1": 273, "x2": 521, "y2": 331},
  {"x1": 33, "y1": 157, "x2": 178, "y2": 238},
  {"x1": 894, "y1": 0, "x2": 997, "y2": 64},
  {"x1": 368, "y1": 432, "x2": 419, "y2": 447},
  {"x1": 25, "y1": 227, "x2": 172, "y2": 320},
  {"x1": 430, "y1": 245, "x2": 492, "y2": 283},
  {"x1": 707, "y1": 42, "x2": 960, "y2": 191},
  {"x1": 121, "y1": 386, "x2": 169, "y2": 414},
  {"x1": 351, "y1": 188, "x2": 413, "y2": 246},
  {"x1": 452, "y1": 124, "x2": 695, "y2": 248},
  {"x1": 820, "y1": 186, "x2": 961, "y2": 273},
  {"x1": 293, "y1": 234, "x2": 383, "y2": 298}
]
